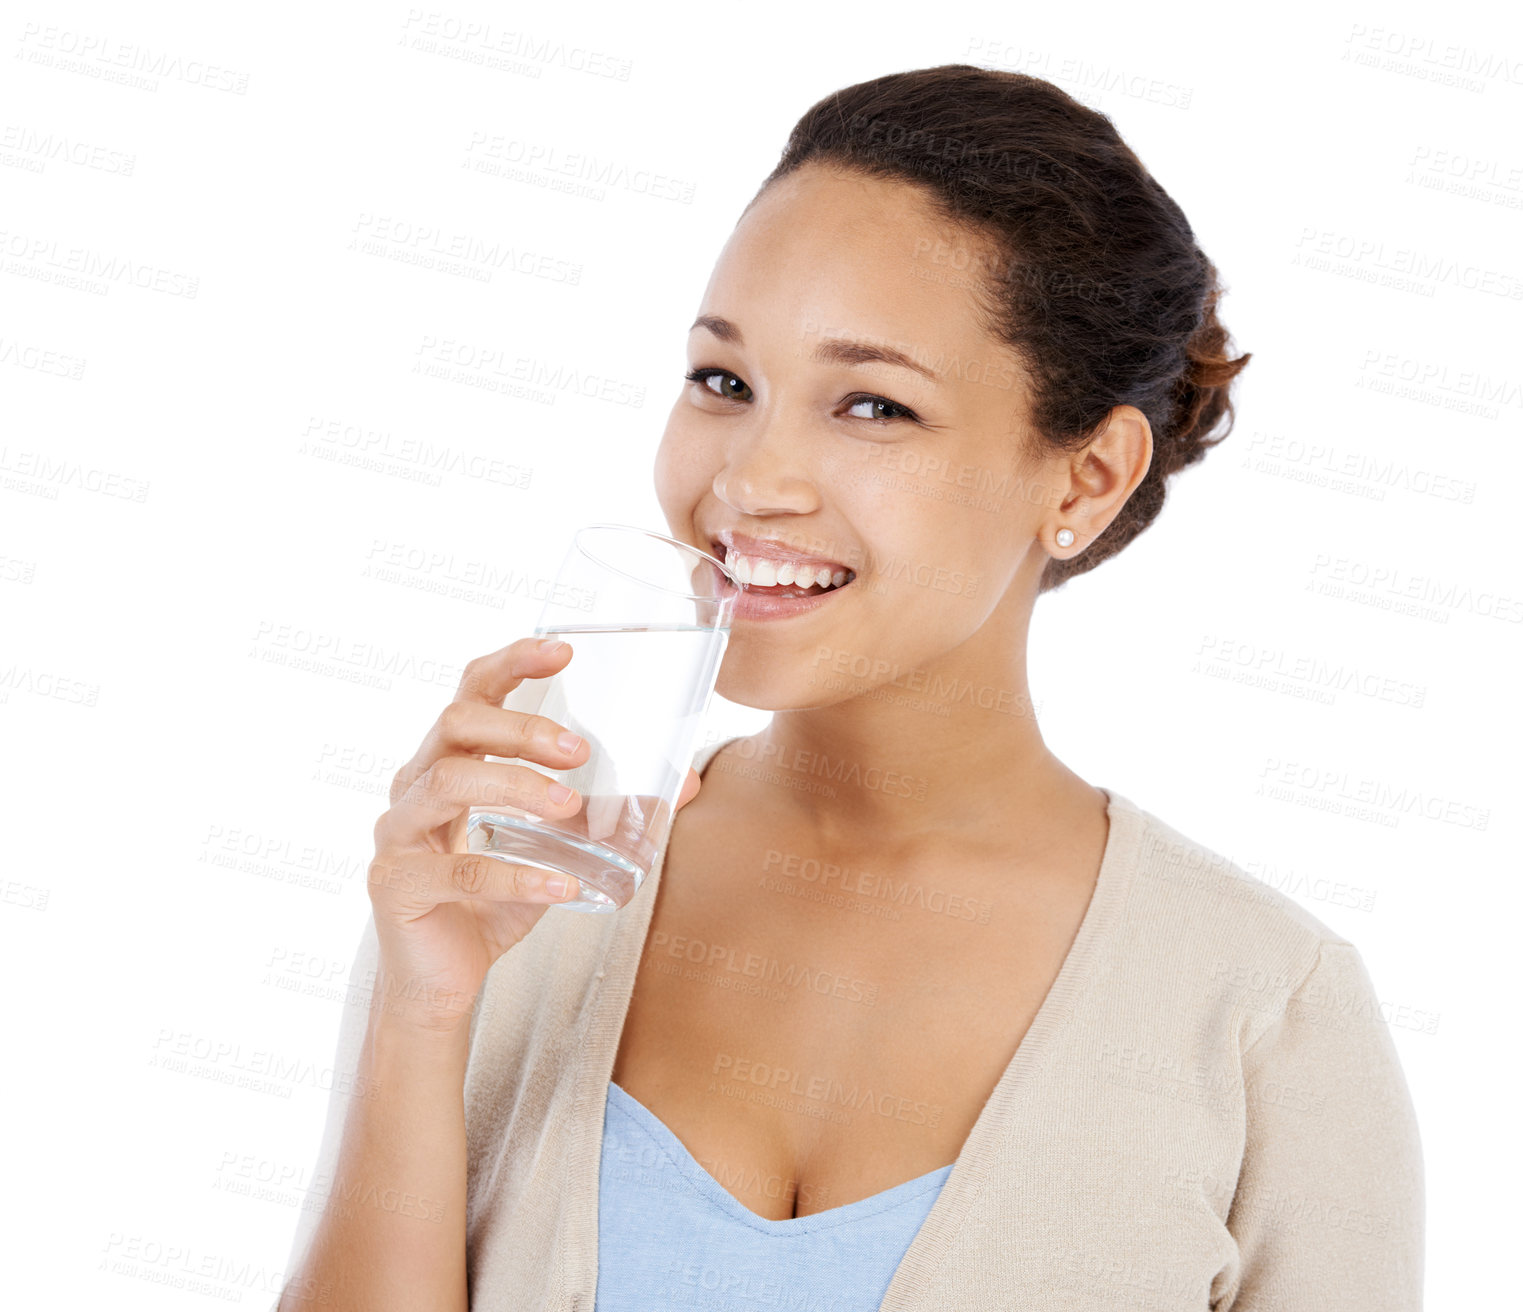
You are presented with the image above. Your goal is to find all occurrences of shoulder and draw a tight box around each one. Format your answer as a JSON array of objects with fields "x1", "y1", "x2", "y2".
[
  {"x1": 1103, "y1": 793, "x2": 1423, "y2": 1137},
  {"x1": 1104, "y1": 791, "x2": 1378, "y2": 1050},
  {"x1": 1106, "y1": 798, "x2": 1428, "y2": 1307},
  {"x1": 1113, "y1": 790, "x2": 1350, "y2": 947}
]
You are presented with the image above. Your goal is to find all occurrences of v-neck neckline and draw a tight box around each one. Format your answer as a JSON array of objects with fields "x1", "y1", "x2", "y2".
[
  {"x1": 563, "y1": 733, "x2": 1144, "y2": 1309},
  {"x1": 605, "y1": 1079, "x2": 953, "y2": 1234}
]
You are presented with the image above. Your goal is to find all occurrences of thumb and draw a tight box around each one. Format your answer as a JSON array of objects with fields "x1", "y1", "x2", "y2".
[{"x1": 675, "y1": 766, "x2": 703, "y2": 811}]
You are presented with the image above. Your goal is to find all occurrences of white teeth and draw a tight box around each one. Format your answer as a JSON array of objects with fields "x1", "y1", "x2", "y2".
[{"x1": 723, "y1": 547, "x2": 854, "y2": 592}]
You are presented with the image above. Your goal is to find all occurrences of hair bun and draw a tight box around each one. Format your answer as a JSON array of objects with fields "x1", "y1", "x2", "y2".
[{"x1": 1163, "y1": 266, "x2": 1252, "y2": 476}]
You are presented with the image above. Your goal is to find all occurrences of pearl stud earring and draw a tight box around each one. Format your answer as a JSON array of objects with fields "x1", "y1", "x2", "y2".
[{"x1": 1056, "y1": 528, "x2": 1075, "y2": 548}]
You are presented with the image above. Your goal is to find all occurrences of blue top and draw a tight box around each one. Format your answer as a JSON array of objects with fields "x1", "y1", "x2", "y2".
[{"x1": 596, "y1": 1080, "x2": 953, "y2": 1311}]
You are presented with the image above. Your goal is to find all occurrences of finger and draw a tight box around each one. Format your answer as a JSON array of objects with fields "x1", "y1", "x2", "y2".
[
  {"x1": 674, "y1": 766, "x2": 701, "y2": 812},
  {"x1": 377, "y1": 756, "x2": 582, "y2": 847},
  {"x1": 394, "y1": 700, "x2": 588, "y2": 806},
  {"x1": 455, "y1": 636, "x2": 573, "y2": 708},
  {"x1": 368, "y1": 850, "x2": 581, "y2": 906},
  {"x1": 391, "y1": 639, "x2": 577, "y2": 805}
]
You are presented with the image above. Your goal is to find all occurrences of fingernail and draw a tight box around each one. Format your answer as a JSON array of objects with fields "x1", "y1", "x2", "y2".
[
  {"x1": 546, "y1": 875, "x2": 570, "y2": 897},
  {"x1": 538, "y1": 638, "x2": 569, "y2": 655},
  {"x1": 547, "y1": 782, "x2": 574, "y2": 805},
  {"x1": 557, "y1": 730, "x2": 584, "y2": 753}
]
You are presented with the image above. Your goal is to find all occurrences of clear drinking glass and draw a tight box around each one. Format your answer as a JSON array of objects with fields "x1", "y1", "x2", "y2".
[{"x1": 464, "y1": 524, "x2": 739, "y2": 912}]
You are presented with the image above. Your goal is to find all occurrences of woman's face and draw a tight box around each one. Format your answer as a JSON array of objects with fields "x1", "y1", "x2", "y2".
[{"x1": 655, "y1": 162, "x2": 1061, "y2": 711}]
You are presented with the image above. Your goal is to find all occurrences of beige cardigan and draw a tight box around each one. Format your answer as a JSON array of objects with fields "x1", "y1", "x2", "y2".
[{"x1": 278, "y1": 734, "x2": 1424, "y2": 1310}]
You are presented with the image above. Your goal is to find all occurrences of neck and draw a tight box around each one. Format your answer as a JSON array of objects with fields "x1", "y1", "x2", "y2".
[{"x1": 719, "y1": 600, "x2": 1086, "y2": 850}]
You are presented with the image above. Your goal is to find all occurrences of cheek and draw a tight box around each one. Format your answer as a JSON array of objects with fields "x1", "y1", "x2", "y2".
[
  {"x1": 843, "y1": 460, "x2": 961, "y2": 575},
  {"x1": 849, "y1": 481, "x2": 996, "y2": 618},
  {"x1": 653, "y1": 408, "x2": 711, "y2": 514}
]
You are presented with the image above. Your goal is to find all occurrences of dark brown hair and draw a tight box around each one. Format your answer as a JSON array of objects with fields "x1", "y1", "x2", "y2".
[{"x1": 754, "y1": 64, "x2": 1251, "y2": 591}]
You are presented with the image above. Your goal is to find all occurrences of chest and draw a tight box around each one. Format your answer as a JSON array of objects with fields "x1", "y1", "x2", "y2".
[{"x1": 609, "y1": 802, "x2": 1103, "y2": 1221}]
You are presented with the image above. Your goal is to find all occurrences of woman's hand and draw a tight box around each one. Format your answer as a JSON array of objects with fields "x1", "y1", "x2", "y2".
[{"x1": 366, "y1": 636, "x2": 703, "y2": 1035}]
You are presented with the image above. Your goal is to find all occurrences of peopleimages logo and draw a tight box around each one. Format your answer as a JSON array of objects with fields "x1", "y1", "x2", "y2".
[
  {"x1": 412, "y1": 336, "x2": 647, "y2": 407},
  {"x1": 1292, "y1": 227, "x2": 1523, "y2": 299},
  {"x1": 462, "y1": 132, "x2": 697, "y2": 204},
  {"x1": 399, "y1": 11, "x2": 633, "y2": 80},
  {"x1": 15, "y1": 24, "x2": 251, "y2": 93},
  {"x1": 1342, "y1": 23, "x2": 1523, "y2": 88},
  {"x1": 0, "y1": 227, "x2": 198, "y2": 297},
  {"x1": 0, "y1": 123, "x2": 136, "y2": 175}
]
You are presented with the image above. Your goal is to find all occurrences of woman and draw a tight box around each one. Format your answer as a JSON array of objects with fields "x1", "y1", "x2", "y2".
[{"x1": 278, "y1": 65, "x2": 1423, "y2": 1311}]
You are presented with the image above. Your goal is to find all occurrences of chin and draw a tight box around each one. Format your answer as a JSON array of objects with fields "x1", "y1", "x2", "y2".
[{"x1": 714, "y1": 658, "x2": 843, "y2": 712}]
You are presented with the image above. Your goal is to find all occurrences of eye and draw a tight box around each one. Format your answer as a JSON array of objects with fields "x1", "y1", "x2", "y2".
[
  {"x1": 685, "y1": 368, "x2": 752, "y2": 402},
  {"x1": 843, "y1": 393, "x2": 919, "y2": 423},
  {"x1": 682, "y1": 368, "x2": 922, "y2": 425}
]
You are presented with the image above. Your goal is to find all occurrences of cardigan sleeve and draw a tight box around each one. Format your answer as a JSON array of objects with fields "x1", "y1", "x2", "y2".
[{"x1": 1219, "y1": 939, "x2": 1425, "y2": 1311}]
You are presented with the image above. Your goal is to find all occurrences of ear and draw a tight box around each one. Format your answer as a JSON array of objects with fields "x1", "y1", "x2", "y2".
[{"x1": 1051, "y1": 404, "x2": 1153, "y2": 552}]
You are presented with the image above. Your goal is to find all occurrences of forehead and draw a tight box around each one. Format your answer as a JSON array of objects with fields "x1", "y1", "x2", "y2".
[{"x1": 699, "y1": 163, "x2": 1004, "y2": 360}]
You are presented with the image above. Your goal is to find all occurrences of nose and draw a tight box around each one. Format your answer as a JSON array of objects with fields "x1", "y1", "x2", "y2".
[{"x1": 711, "y1": 414, "x2": 821, "y2": 517}]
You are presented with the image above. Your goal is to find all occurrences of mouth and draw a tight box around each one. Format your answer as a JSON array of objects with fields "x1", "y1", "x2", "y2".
[{"x1": 710, "y1": 539, "x2": 857, "y2": 599}]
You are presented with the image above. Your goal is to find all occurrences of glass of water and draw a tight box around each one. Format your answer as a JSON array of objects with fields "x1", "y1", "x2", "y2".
[{"x1": 464, "y1": 524, "x2": 739, "y2": 913}]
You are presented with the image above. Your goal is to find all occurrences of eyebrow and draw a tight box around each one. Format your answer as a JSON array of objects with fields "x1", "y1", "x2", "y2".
[{"x1": 689, "y1": 314, "x2": 940, "y2": 383}]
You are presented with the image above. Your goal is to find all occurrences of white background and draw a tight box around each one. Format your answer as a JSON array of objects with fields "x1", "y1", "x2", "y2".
[{"x1": 3, "y1": 0, "x2": 1518, "y2": 1305}]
